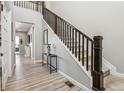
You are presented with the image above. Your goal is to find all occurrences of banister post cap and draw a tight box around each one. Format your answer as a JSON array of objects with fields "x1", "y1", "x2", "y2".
[{"x1": 93, "y1": 36, "x2": 103, "y2": 40}]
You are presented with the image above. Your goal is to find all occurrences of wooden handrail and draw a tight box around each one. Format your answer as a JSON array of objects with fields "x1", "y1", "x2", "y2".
[{"x1": 44, "y1": 8, "x2": 93, "y2": 42}]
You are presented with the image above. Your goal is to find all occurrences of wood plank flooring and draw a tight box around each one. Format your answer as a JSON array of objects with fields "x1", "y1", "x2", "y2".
[
  {"x1": 6, "y1": 55, "x2": 82, "y2": 91},
  {"x1": 105, "y1": 75, "x2": 124, "y2": 91}
]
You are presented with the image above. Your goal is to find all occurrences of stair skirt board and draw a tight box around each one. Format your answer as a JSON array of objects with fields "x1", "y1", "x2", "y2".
[{"x1": 58, "y1": 70, "x2": 91, "y2": 91}]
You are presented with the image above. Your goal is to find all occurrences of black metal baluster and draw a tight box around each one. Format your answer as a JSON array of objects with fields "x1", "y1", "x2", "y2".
[
  {"x1": 56, "y1": 17, "x2": 58, "y2": 36},
  {"x1": 75, "y1": 29, "x2": 77, "y2": 57},
  {"x1": 72, "y1": 28, "x2": 74, "y2": 54},
  {"x1": 63, "y1": 22, "x2": 65, "y2": 43},
  {"x1": 59, "y1": 19, "x2": 61, "y2": 39},
  {"x1": 86, "y1": 39, "x2": 89, "y2": 71},
  {"x1": 58, "y1": 18, "x2": 60, "y2": 37},
  {"x1": 61, "y1": 19, "x2": 63, "y2": 41},
  {"x1": 67, "y1": 25, "x2": 69, "y2": 48},
  {"x1": 78, "y1": 32, "x2": 80, "y2": 61},
  {"x1": 65, "y1": 23, "x2": 67, "y2": 45},
  {"x1": 82, "y1": 35, "x2": 84, "y2": 66},
  {"x1": 70, "y1": 26, "x2": 72, "y2": 51},
  {"x1": 60, "y1": 19, "x2": 62, "y2": 40}
]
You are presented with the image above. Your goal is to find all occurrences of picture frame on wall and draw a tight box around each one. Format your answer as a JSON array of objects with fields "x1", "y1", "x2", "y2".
[{"x1": 43, "y1": 29, "x2": 48, "y2": 45}]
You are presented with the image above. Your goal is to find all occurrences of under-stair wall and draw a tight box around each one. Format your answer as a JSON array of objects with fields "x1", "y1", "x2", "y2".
[{"x1": 42, "y1": 19, "x2": 92, "y2": 90}]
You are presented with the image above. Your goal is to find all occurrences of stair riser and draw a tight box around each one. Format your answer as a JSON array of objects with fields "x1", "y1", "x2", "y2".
[{"x1": 103, "y1": 70, "x2": 110, "y2": 77}]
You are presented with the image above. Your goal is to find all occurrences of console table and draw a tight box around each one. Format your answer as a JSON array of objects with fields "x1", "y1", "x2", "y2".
[{"x1": 42, "y1": 53, "x2": 57, "y2": 74}]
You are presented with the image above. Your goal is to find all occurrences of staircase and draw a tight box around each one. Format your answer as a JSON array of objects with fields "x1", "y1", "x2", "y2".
[{"x1": 14, "y1": 1, "x2": 111, "y2": 91}]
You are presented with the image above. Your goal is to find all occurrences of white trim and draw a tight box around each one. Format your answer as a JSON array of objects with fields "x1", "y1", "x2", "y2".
[
  {"x1": 112, "y1": 72, "x2": 124, "y2": 78},
  {"x1": 58, "y1": 70, "x2": 91, "y2": 91},
  {"x1": 102, "y1": 58, "x2": 117, "y2": 73},
  {"x1": 102, "y1": 58, "x2": 124, "y2": 78}
]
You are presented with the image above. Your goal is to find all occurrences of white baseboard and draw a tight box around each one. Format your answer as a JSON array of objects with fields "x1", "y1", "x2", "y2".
[
  {"x1": 103, "y1": 58, "x2": 124, "y2": 78},
  {"x1": 58, "y1": 70, "x2": 91, "y2": 91},
  {"x1": 103, "y1": 58, "x2": 117, "y2": 73},
  {"x1": 112, "y1": 71, "x2": 124, "y2": 78}
]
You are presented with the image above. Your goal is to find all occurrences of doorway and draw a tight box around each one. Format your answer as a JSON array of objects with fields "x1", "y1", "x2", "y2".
[{"x1": 15, "y1": 21, "x2": 35, "y2": 64}]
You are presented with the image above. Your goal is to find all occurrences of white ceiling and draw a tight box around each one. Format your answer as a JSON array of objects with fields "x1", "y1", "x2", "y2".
[{"x1": 15, "y1": 22, "x2": 33, "y2": 32}]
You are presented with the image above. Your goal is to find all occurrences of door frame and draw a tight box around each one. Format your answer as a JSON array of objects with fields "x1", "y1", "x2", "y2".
[{"x1": 14, "y1": 21, "x2": 35, "y2": 62}]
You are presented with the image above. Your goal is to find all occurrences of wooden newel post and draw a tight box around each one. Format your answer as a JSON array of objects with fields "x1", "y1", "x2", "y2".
[{"x1": 92, "y1": 36, "x2": 105, "y2": 91}]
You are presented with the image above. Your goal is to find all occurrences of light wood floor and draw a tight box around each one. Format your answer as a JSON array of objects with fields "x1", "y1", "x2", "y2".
[
  {"x1": 6, "y1": 55, "x2": 82, "y2": 91},
  {"x1": 105, "y1": 75, "x2": 124, "y2": 91}
]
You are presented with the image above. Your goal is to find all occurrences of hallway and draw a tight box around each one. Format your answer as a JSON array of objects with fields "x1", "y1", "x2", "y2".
[{"x1": 5, "y1": 55, "x2": 82, "y2": 91}]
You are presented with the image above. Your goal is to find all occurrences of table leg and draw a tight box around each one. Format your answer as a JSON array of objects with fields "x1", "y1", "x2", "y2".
[
  {"x1": 50, "y1": 56, "x2": 52, "y2": 74},
  {"x1": 56, "y1": 57, "x2": 57, "y2": 72},
  {"x1": 42, "y1": 54, "x2": 44, "y2": 66}
]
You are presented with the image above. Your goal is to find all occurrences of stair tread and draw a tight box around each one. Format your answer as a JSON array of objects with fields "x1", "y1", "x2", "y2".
[{"x1": 104, "y1": 74, "x2": 124, "y2": 90}]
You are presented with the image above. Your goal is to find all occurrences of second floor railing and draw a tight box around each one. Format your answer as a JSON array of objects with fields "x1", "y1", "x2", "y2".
[{"x1": 14, "y1": 1, "x2": 42, "y2": 13}]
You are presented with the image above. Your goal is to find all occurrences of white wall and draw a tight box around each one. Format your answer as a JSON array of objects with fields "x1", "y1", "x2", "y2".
[
  {"x1": 14, "y1": 6, "x2": 43, "y2": 61},
  {"x1": 1, "y1": 1, "x2": 13, "y2": 89},
  {"x1": 50, "y1": 1, "x2": 124, "y2": 73}
]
